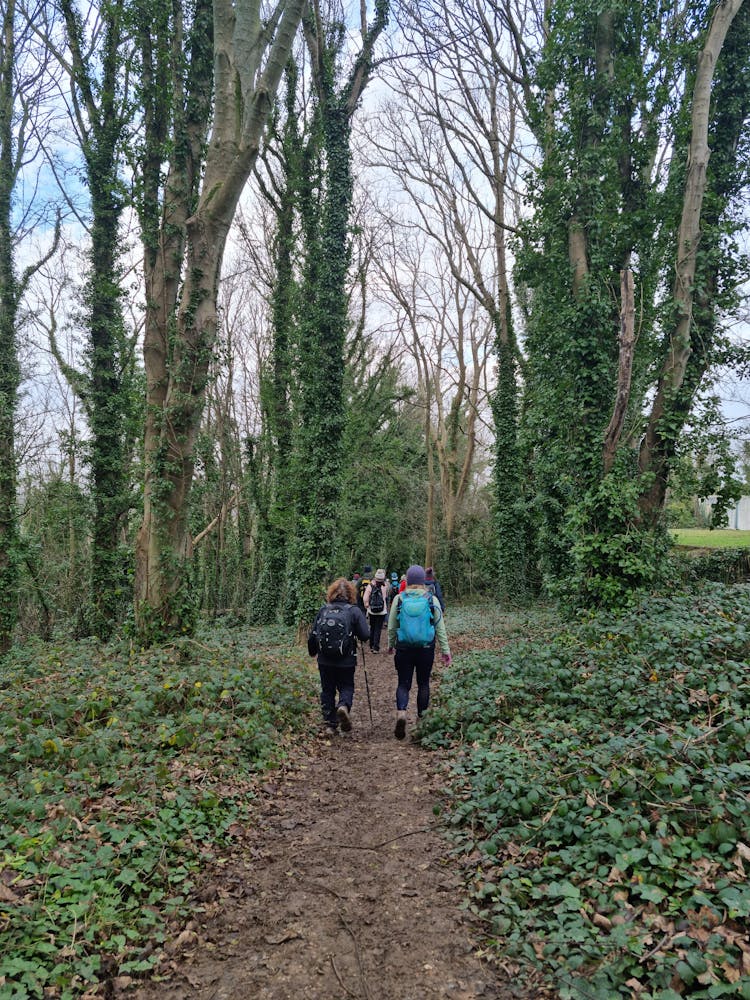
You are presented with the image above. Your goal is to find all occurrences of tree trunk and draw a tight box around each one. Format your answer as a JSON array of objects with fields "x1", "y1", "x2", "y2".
[
  {"x1": 602, "y1": 269, "x2": 635, "y2": 472},
  {"x1": 134, "y1": 0, "x2": 306, "y2": 636},
  {"x1": 638, "y1": 0, "x2": 743, "y2": 520},
  {"x1": 0, "y1": 0, "x2": 17, "y2": 653}
]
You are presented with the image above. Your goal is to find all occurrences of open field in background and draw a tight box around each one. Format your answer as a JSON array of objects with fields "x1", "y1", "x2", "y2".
[{"x1": 671, "y1": 528, "x2": 750, "y2": 548}]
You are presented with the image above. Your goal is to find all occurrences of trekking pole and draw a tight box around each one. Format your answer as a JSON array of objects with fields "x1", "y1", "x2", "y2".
[{"x1": 360, "y1": 642, "x2": 374, "y2": 727}]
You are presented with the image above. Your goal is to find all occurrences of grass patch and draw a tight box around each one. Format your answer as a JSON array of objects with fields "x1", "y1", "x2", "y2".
[
  {"x1": 671, "y1": 528, "x2": 750, "y2": 549},
  {"x1": 0, "y1": 623, "x2": 317, "y2": 999},
  {"x1": 421, "y1": 585, "x2": 750, "y2": 999}
]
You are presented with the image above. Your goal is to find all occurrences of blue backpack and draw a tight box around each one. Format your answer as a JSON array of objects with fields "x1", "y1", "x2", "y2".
[{"x1": 396, "y1": 591, "x2": 436, "y2": 647}]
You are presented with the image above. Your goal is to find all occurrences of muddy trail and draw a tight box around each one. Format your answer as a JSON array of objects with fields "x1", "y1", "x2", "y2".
[{"x1": 131, "y1": 642, "x2": 541, "y2": 1000}]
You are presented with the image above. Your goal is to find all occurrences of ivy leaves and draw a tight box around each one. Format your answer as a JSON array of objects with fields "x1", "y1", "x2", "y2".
[
  {"x1": 0, "y1": 624, "x2": 316, "y2": 996},
  {"x1": 422, "y1": 585, "x2": 750, "y2": 997}
]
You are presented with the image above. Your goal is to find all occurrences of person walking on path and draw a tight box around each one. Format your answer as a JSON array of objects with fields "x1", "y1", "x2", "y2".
[
  {"x1": 424, "y1": 566, "x2": 446, "y2": 611},
  {"x1": 387, "y1": 564, "x2": 451, "y2": 740},
  {"x1": 364, "y1": 568, "x2": 389, "y2": 653},
  {"x1": 308, "y1": 578, "x2": 370, "y2": 734},
  {"x1": 357, "y1": 564, "x2": 373, "y2": 612}
]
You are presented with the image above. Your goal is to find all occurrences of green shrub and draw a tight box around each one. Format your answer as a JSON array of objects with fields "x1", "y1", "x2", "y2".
[{"x1": 673, "y1": 548, "x2": 750, "y2": 585}]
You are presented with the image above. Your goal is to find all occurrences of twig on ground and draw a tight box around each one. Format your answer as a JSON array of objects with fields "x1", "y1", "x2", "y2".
[
  {"x1": 639, "y1": 931, "x2": 675, "y2": 964},
  {"x1": 339, "y1": 913, "x2": 373, "y2": 1000},
  {"x1": 335, "y1": 826, "x2": 432, "y2": 850},
  {"x1": 331, "y1": 954, "x2": 358, "y2": 997}
]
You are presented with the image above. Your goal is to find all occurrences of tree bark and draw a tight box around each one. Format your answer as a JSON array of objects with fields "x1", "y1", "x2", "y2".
[
  {"x1": 135, "y1": 0, "x2": 306, "y2": 635},
  {"x1": 638, "y1": 0, "x2": 743, "y2": 519},
  {"x1": 602, "y1": 269, "x2": 635, "y2": 472}
]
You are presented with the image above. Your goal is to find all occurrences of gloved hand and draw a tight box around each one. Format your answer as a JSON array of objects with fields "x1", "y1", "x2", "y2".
[{"x1": 441, "y1": 652, "x2": 452, "y2": 666}]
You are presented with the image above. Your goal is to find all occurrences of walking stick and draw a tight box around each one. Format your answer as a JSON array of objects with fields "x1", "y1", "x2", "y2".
[{"x1": 360, "y1": 642, "x2": 374, "y2": 727}]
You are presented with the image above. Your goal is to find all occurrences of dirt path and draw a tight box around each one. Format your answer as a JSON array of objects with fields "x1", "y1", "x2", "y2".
[{"x1": 131, "y1": 647, "x2": 532, "y2": 1000}]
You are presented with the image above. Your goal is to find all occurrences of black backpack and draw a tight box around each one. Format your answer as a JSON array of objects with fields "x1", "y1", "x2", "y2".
[
  {"x1": 315, "y1": 604, "x2": 355, "y2": 657},
  {"x1": 369, "y1": 582, "x2": 385, "y2": 614}
]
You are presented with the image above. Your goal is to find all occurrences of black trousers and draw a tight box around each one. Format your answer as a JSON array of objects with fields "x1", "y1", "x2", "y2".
[{"x1": 368, "y1": 613, "x2": 386, "y2": 650}]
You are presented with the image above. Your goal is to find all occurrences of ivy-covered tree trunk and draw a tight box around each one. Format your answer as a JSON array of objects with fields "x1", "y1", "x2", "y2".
[
  {"x1": 0, "y1": 0, "x2": 17, "y2": 652},
  {"x1": 134, "y1": 0, "x2": 306, "y2": 639},
  {"x1": 131, "y1": 0, "x2": 212, "y2": 637},
  {"x1": 637, "y1": 0, "x2": 747, "y2": 522},
  {"x1": 284, "y1": 101, "x2": 352, "y2": 627},
  {"x1": 59, "y1": 0, "x2": 136, "y2": 637},
  {"x1": 518, "y1": 0, "x2": 748, "y2": 606},
  {"x1": 283, "y1": 0, "x2": 389, "y2": 631},
  {"x1": 250, "y1": 65, "x2": 300, "y2": 623}
]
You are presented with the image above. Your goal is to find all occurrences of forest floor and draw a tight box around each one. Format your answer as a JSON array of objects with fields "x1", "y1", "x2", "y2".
[{"x1": 129, "y1": 634, "x2": 546, "y2": 1000}]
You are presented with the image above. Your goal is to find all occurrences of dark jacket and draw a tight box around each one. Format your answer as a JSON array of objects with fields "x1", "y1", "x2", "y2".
[
  {"x1": 425, "y1": 575, "x2": 445, "y2": 611},
  {"x1": 308, "y1": 602, "x2": 370, "y2": 668}
]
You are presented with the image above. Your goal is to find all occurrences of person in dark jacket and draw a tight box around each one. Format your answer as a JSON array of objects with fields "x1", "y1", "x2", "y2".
[
  {"x1": 363, "y1": 568, "x2": 389, "y2": 652},
  {"x1": 424, "y1": 566, "x2": 445, "y2": 611},
  {"x1": 357, "y1": 564, "x2": 373, "y2": 612},
  {"x1": 308, "y1": 577, "x2": 370, "y2": 734}
]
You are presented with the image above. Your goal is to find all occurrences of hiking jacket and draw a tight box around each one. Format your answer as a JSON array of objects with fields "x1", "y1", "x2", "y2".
[
  {"x1": 425, "y1": 576, "x2": 445, "y2": 611},
  {"x1": 387, "y1": 586, "x2": 450, "y2": 654},
  {"x1": 364, "y1": 580, "x2": 389, "y2": 616},
  {"x1": 308, "y1": 602, "x2": 370, "y2": 668}
]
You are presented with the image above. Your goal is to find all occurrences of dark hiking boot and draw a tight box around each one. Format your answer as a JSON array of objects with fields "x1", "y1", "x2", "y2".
[
  {"x1": 337, "y1": 704, "x2": 352, "y2": 732},
  {"x1": 394, "y1": 710, "x2": 406, "y2": 740}
]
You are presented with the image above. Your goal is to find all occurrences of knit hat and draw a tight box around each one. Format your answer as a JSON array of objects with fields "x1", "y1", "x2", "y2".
[
  {"x1": 391, "y1": 572, "x2": 398, "y2": 581},
  {"x1": 374, "y1": 568, "x2": 386, "y2": 581},
  {"x1": 363, "y1": 564, "x2": 373, "y2": 575},
  {"x1": 406, "y1": 564, "x2": 426, "y2": 586}
]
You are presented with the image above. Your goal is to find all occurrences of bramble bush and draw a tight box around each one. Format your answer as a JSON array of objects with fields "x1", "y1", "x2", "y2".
[
  {"x1": 0, "y1": 624, "x2": 317, "y2": 999},
  {"x1": 421, "y1": 584, "x2": 750, "y2": 999}
]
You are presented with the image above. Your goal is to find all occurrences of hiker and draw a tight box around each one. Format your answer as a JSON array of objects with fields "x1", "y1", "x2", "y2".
[
  {"x1": 364, "y1": 568, "x2": 389, "y2": 653},
  {"x1": 308, "y1": 577, "x2": 370, "y2": 735},
  {"x1": 387, "y1": 564, "x2": 451, "y2": 740},
  {"x1": 357, "y1": 564, "x2": 373, "y2": 612},
  {"x1": 424, "y1": 566, "x2": 446, "y2": 611},
  {"x1": 398, "y1": 573, "x2": 407, "y2": 593},
  {"x1": 389, "y1": 571, "x2": 400, "y2": 604}
]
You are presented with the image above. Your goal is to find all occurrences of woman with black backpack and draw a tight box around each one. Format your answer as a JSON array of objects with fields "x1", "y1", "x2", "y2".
[
  {"x1": 308, "y1": 578, "x2": 370, "y2": 735},
  {"x1": 363, "y1": 568, "x2": 389, "y2": 653}
]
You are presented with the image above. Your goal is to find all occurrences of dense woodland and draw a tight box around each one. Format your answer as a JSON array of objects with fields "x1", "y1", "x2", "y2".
[
  {"x1": 2, "y1": 3, "x2": 750, "y2": 997},
  {"x1": 0, "y1": 0, "x2": 749, "y2": 649}
]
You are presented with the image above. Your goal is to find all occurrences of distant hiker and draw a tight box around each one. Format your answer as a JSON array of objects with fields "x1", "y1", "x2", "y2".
[
  {"x1": 357, "y1": 564, "x2": 373, "y2": 612},
  {"x1": 364, "y1": 568, "x2": 389, "y2": 653},
  {"x1": 389, "y1": 572, "x2": 399, "y2": 603},
  {"x1": 308, "y1": 578, "x2": 370, "y2": 735},
  {"x1": 398, "y1": 573, "x2": 407, "y2": 593},
  {"x1": 424, "y1": 566, "x2": 446, "y2": 611},
  {"x1": 387, "y1": 564, "x2": 451, "y2": 740}
]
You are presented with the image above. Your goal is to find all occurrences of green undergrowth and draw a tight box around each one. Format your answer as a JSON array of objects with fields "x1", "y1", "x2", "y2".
[
  {"x1": 446, "y1": 602, "x2": 562, "y2": 642},
  {"x1": 420, "y1": 583, "x2": 750, "y2": 999},
  {"x1": 0, "y1": 623, "x2": 317, "y2": 999}
]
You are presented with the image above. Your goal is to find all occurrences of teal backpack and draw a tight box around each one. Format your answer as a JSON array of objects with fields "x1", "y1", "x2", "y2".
[{"x1": 396, "y1": 591, "x2": 436, "y2": 647}]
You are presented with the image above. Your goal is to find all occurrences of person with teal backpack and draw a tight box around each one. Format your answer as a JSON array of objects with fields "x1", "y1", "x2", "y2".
[{"x1": 386, "y1": 564, "x2": 451, "y2": 740}]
